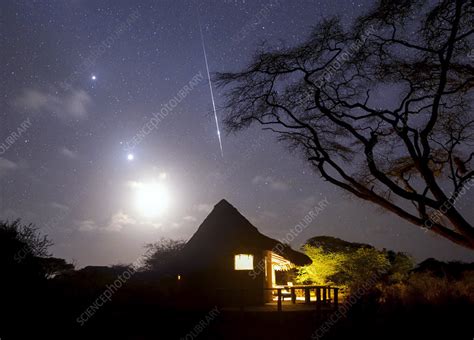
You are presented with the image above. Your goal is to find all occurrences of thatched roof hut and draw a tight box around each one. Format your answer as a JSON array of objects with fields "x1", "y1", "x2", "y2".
[
  {"x1": 179, "y1": 199, "x2": 310, "y2": 271},
  {"x1": 175, "y1": 199, "x2": 311, "y2": 304}
]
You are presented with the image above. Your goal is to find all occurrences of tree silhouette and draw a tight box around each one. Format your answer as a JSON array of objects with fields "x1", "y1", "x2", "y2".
[
  {"x1": 143, "y1": 238, "x2": 186, "y2": 272},
  {"x1": 38, "y1": 257, "x2": 75, "y2": 279},
  {"x1": 216, "y1": 0, "x2": 474, "y2": 249},
  {"x1": 0, "y1": 220, "x2": 73, "y2": 279},
  {"x1": 0, "y1": 220, "x2": 52, "y2": 277}
]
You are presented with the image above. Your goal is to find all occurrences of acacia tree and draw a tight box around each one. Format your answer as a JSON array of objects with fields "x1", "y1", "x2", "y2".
[
  {"x1": 216, "y1": 0, "x2": 474, "y2": 249},
  {"x1": 142, "y1": 238, "x2": 186, "y2": 272}
]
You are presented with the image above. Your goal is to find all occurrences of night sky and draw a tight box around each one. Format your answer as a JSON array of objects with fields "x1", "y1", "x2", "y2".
[{"x1": 2, "y1": 0, "x2": 473, "y2": 267}]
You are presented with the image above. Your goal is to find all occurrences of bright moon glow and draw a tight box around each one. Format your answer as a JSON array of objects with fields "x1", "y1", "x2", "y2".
[
  {"x1": 127, "y1": 153, "x2": 134, "y2": 161},
  {"x1": 91, "y1": 75, "x2": 97, "y2": 80},
  {"x1": 133, "y1": 181, "x2": 169, "y2": 218}
]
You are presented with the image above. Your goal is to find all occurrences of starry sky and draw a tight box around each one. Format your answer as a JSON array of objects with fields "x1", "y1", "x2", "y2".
[{"x1": 1, "y1": 0, "x2": 473, "y2": 267}]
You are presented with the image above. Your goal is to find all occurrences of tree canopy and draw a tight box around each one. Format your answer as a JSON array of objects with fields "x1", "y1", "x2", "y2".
[
  {"x1": 297, "y1": 237, "x2": 413, "y2": 291},
  {"x1": 142, "y1": 238, "x2": 186, "y2": 272},
  {"x1": 216, "y1": 0, "x2": 474, "y2": 249},
  {"x1": 0, "y1": 219, "x2": 74, "y2": 280}
]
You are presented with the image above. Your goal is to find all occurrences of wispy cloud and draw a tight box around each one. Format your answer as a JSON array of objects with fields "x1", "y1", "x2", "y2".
[
  {"x1": 194, "y1": 203, "x2": 213, "y2": 214},
  {"x1": 60, "y1": 146, "x2": 78, "y2": 159},
  {"x1": 76, "y1": 212, "x2": 164, "y2": 233},
  {"x1": 16, "y1": 88, "x2": 92, "y2": 120},
  {"x1": 183, "y1": 215, "x2": 197, "y2": 222},
  {"x1": 252, "y1": 175, "x2": 290, "y2": 191},
  {"x1": 0, "y1": 157, "x2": 18, "y2": 177},
  {"x1": 106, "y1": 211, "x2": 137, "y2": 232},
  {"x1": 252, "y1": 209, "x2": 278, "y2": 227},
  {"x1": 75, "y1": 219, "x2": 97, "y2": 232},
  {"x1": 50, "y1": 202, "x2": 70, "y2": 212}
]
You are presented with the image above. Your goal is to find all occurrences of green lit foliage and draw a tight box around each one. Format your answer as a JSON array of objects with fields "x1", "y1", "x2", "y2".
[
  {"x1": 335, "y1": 247, "x2": 391, "y2": 290},
  {"x1": 385, "y1": 250, "x2": 414, "y2": 283},
  {"x1": 296, "y1": 245, "x2": 346, "y2": 286},
  {"x1": 297, "y1": 239, "x2": 414, "y2": 291}
]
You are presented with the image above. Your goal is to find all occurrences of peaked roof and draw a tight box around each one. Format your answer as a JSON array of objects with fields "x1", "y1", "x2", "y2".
[{"x1": 176, "y1": 199, "x2": 311, "y2": 271}]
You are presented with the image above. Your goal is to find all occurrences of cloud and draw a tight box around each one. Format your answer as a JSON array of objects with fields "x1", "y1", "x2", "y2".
[
  {"x1": 60, "y1": 147, "x2": 78, "y2": 159},
  {"x1": 16, "y1": 88, "x2": 92, "y2": 120},
  {"x1": 252, "y1": 210, "x2": 278, "y2": 226},
  {"x1": 50, "y1": 202, "x2": 70, "y2": 212},
  {"x1": 0, "y1": 157, "x2": 18, "y2": 177},
  {"x1": 183, "y1": 215, "x2": 197, "y2": 222},
  {"x1": 0, "y1": 208, "x2": 21, "y2": 221},
  {"x1": 293, "y1": 195, "x2": 330, "y2": 218},
  {"x1": 75, "y1": 219, "x2": 97, "y2": 232},
  {"x1": 107, "y1": 211, "x2": 166, "y2": 231},
  {"x1": 19, "y1": 89, "x2": 49, "y2": 110},
  {"x1": 252, "y1": 175, "x2": 290, "y2": 191},
  {"x1": 76, "y1": 211, "x2": 170, "y2": 234},
  {"x1": 75, "y1": 213, "x2": 132, "y2": 233},
  {"x1": 106, "y1": 211, "x2": 137, "y2": 232},
  {"x1": 194, "y1": 203, "x2": 213, "y2": 214},
  {"x1": 66, "y1": 90, "x2": 91, "y2": 118}
]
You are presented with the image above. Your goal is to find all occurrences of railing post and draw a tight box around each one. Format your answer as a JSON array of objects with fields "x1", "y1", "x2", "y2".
[
  {"x1": 291, "y1": 287, "x2": 296, "y2": 304},
  {"x1": 334, "y1": 288, "x2": 339, "y2": 310},
  {"x1": 304, "y1": 287, "x2": 311, "y2": 304},
  {"x1": 277, "y1": 289, "x2": 282, "y2": 312},
  {"x1": 316, "y1": 287, "x2": 321, "y2": 311},
  {"x1": 323, "y1": 287, "x2": 327, "y2": 304}
]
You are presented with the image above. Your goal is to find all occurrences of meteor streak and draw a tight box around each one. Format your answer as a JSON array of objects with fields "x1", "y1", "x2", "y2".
[{"x1": 199, "y1": 20, "x2": 224, "y2": 158}]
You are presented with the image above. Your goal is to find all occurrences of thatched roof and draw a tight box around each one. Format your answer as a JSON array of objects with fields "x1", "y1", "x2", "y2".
[{"x1": 176, "y1": 199, "x2": 311, "y2": 272}]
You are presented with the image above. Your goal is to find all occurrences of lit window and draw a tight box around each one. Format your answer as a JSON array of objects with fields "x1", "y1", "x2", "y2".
[{"x1": 234, "y1": 254, "x2": 254, "y2": 270}]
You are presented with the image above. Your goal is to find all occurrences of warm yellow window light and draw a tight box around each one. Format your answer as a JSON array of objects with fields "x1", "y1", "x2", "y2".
[{"x1": 234, "y1": 254, "x2": 254, "y2": 270}]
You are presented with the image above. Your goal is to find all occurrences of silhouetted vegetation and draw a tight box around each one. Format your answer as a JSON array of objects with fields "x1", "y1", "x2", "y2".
[
  {"x1": 296, "y1": 236, "x2": 473, "y2": 340},
  {"x1": 2, "y1": 1, "x2": 473, "y2": 339},
  {"x1": 298, "y1": 236, "x2": 413, "y2": 291},
  {"x1": 216, "y1": 0, "x2": 474, "y2": 249},
  {"x1": 0, "y1": 220, "x2": 472, "y2": 339},
  {"x1": 142, "y1": 237, "x2": 186, "y2": 272},
  {"x1": 0, "y1": 220, "x2": 75, "y2": 339},
  {"x1": 0, "y1": 219, "x2": 58, "y2": 281}
]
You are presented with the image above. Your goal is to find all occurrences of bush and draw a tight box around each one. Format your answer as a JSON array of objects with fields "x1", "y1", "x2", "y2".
[
  {"x1": 297, "y1": 242, "x2": 408, "y2": 292},
  {"x1": 380, "y1": 270, "x2": 474, "y2": 306}
]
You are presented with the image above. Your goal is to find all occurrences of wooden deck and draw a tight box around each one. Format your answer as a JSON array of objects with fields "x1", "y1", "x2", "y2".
[
  {"x1": 217, "y1": 285, "x2": 339, "y2": 313},
  {"x1": 222, "y1": 301, "x2": 336, "y2": 312},
  {"x1": 269, "y1": 285, "x2": 339, "y2": 311}
]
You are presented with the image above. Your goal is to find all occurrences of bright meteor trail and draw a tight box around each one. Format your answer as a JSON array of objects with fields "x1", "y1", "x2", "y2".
[{"x1": 199, "y1": 21, "x2": 224, "y2": 158}]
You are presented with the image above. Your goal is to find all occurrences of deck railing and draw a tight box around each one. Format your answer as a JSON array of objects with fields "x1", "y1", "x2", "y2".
[
  {"x1": 216, "y1": 285, "x2": 339, "y2": 312},
  {"x1": 266, "y1": 285, "x2": 339, "y2": 312}
]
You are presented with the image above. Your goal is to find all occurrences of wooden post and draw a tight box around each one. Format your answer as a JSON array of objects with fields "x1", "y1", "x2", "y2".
[
  {"x1": 328, "y1": 287, "x2": 332, "y2": 300},
  {"x1": 316, "y1": 287, "x2": 321, "y2": 311},
  {"x1": 277, "y1": 289, "x2": 282, "y2": 312},
  {"x1": 291, "y1": 287, "x2": 296, "y2": 304},
  {"x1": 304, "y1": 287, "x2": 311, "y2": 304},
  {"x1": 323, "y1": 287, "x2": 327, "y2": 304},
  {"x1": 334, "y1": 288, "x2": 339, "y2": 310}
]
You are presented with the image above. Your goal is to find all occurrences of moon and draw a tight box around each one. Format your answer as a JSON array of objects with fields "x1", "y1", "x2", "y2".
[
  {"x1": 91, "y1": 75, "x2": 97, "y2": 80},
  {"x1": 133, "y1": 181, "x2": 170, "y2": 218},
  {"x1": 127, "y1": 153, "x2": 134, "y2": 161}
]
